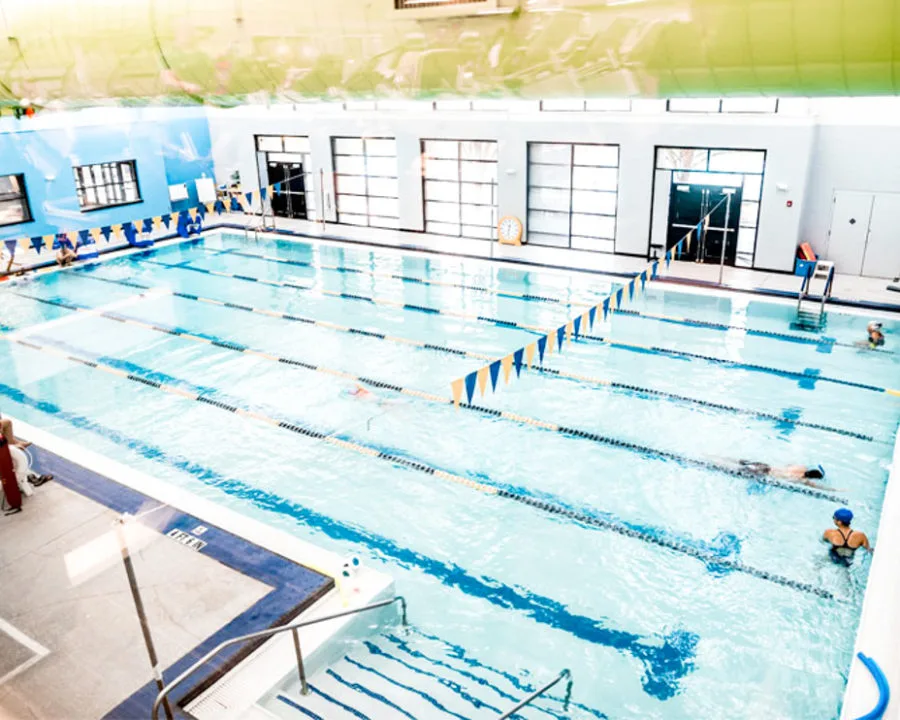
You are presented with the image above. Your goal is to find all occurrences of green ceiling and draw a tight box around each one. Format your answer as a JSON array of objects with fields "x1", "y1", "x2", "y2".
[{"x1": 1, "y1": 0, "x2": 899, "y2": 106}]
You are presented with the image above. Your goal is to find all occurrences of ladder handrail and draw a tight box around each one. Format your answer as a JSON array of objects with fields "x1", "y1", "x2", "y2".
[
  {"x1": 497, "y1": 669, "x2": 573, "y2": 719},
  {"x1": 150, "y1": 596, "x2": 408, "y2": 720}
]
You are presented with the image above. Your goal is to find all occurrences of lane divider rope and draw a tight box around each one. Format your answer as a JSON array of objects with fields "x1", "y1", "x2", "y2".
[
  {"x1": 8, "y1": 288, "x2": 858, "y2": 502},
  {"x1": 213, "y1": 246, "x2": 895, "y2": 355},
  {"x1": 132, "y1": 258, "x2": 900, "y2": 397},
  {"x1": 52, "y1": 273, "x2": 879, "y2": 442},
  {"x1": 0, "y1": 330, "x2": 838, "y2": 600}
]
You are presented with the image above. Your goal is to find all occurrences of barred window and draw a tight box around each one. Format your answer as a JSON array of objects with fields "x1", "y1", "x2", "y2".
[
  {"x1": 73, "y1": 160, "x2": 141, "y2": 211},
  {"x1": 0, "y1": 174, "x2": 32, "y2": 227}
]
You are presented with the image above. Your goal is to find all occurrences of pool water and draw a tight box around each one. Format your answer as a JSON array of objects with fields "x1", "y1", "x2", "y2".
[{"x1": 2, "y1": 232, "x2": 899, "y2": 719}]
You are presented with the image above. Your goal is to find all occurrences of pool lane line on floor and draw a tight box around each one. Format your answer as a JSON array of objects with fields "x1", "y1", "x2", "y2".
[
  {"x1": 41, "y1": 274, "x2": 879, "y2": 443},
  {"x1": 211, "y1": 246, "x2": 896, "y2": 355},
  {"x1": 6, "y1": 288, "x2": 861, "y2": 502},
  {"x1": 130, "y1": 258, "x2": 900, "y2": 397},
  {"x1": 0, "y1": 382, "x2": 696, "y2": 703},
  {"x1": 0, "y1": 332, "x2": 841, "y2": 601}
]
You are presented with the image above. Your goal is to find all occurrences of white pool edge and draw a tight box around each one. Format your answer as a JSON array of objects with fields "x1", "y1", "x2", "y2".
[{"x1": 841, "y1": 420, "x2": 900, "y2": 719}]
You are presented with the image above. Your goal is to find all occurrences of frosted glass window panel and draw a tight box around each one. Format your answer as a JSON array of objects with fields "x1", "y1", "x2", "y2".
[
  {"x1": 571, "y1": 190, "x2": 617, "y2": 216},
  {"x1": 257, "y1": 136, "x2": 283, "y2": 152},
  {"x1": 528, "y1": 210, "x2": 570, "y2": 235},
  {"x1": 529, "y1": 144, "x2": 571, "y2": 166},
  {"x1": 369, "y1": 197, "x2": 399, "y2": 217},
  {"x1": 335, "y1": 155, "x2": 366, "y2": 175},
  {"x1": 460, "y1": 182, "x2": 494, "y2": 205},
  {"x1": 336, "y1": 175, "x2": 367, "y2": 195},
  {"x1": 461, "y1": 204, "x2": 493, "y2": 226},
  {"x1": 427, "y1": 221, "x2": 462, "y2": 236},
  {"x1": 366, "y1": 157, "x2": 397, "y2": 178},
  {"x1": 463, "y1": 224, "x2": 494, "y2": 239},
  {"x1": 339, "y1": 213, "x2": 369, "y2": 226},
  {"x1": 656, "y1": 147, "x2": 709, "y2": 171},
  {"x1": 365, "y1": 139, "x2": 397, "y2": 157},
  {"x1": 460, "y1": 161, "x2": 496, "y2": 183},
  {"x1": 571, "y1": 213, "x2": 615, "y2": 239},
  {"x1": 530, "y1": 164, "x2": 571, "y2": 189},
  {"x1": 743, "y1": 174, "x2": 763, "y2": 200},
  {"x1": 121, "y1": 164, "x2": 134, "y2": 182},
  {"x1": 708, "y1": 150, "x2": 765, "y2": 174},
  {"x1": 424, "y1": 140, "x2": 459, "y2": 160},
  {"x1": 425, "y1": 180, "x2": 459, "y2": 202},
  {"x1": 96, "y1": 186, "x2": 108, "y2": 206},
  {"x1": 92, "y1": 165, "x2": 105, "y2": 185},
  {"x1": 337, "y1": 194, "x2": 368, "y2": 214},
  {"x1": 737, "y1": 226, "x2": 757, "y2": 255},
  {"x1": 585, "y1": 98, "x2": 632, "y2": 112},
  {"x1": 425, "y1": 201, "x2": 460, "y2": 223},
  {"x1": 424, "y1": 158, "x2": 459, "y2": 181},
  {"x1": 334, "y1": 138, "x2": 364, "y2": 155},
  {"x1": 124, "y1": 183, "x2": 138, "y2": 202},
  {"x1": 367, "y1": 178, "x2": 399, "y2": 197},
  {"x1": 572, "y1": 166, "x2": 618, "y2": 191},
  {"x1": 460, "y1": 141, "x2": 498, "y2": 161},
  {"x1": 573, "y1": 144, "x2": 619, "y2": 168},
  {"x1": 571, "y1": 236, "x2": 616, "y2": 253},
  {"x1": 283, "y1": 136, "x2": 311, "y2": 153},
  {"x1": 740, "y1": 201, "x2": 760, "y2": 228},
  {"x1": 85, "y1": 187, "x2": 97, "y2": 206},
  {"x1": 541, "y1": 99, "x2": 585, "y2": 111},
  {"x1": 528, "y1": 187, "x2": 570, "y2": 212},
  {"x1": 434, "y1": 100, "x2": 472, "y2": 111},
  {"x1": 668, "y1": 98, "x2": 721, "y2": 113},
  {"x1": 527, "y1": 231, "x2": 569, "y2": 248},
  {"x1": 370, "y1": 216, "x2": 400, "y2": 229},
  {"x1": 721, "y1": 98, "x2": 778, "y2": 113}
]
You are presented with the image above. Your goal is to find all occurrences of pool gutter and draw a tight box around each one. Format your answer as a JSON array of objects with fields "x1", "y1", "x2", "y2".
[{"x1": 841, "y1": 420, "x2": 900, "y2": 719}]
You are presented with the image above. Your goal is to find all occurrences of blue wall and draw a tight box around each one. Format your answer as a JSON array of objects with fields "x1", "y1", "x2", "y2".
[{"x1": 0, "y1": 107, "x2": 214, "y2": 242}]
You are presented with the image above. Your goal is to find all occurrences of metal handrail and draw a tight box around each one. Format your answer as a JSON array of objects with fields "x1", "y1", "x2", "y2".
[
  {"x1": 497, "y1": 669, "x2": 572, "y2": 719},
  {"x1": 150, "y1": 596, "x2": 407, "y2": 720}
]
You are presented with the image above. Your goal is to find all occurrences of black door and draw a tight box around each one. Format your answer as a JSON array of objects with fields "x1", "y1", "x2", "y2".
[
  {"x1": 266, "y1": 161, "x2": 307, "y2": 220},
  {"x1": 667, "y1": 183, "x2": 742, "y2": 264}
]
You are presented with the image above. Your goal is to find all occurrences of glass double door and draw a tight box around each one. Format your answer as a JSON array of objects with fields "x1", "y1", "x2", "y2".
[
  {"x1": 267, "y1": 161, "x2": 307, "y2": 220},
  {"x1": 667, "y1": 183, "x2": 742, "y2": 265}
]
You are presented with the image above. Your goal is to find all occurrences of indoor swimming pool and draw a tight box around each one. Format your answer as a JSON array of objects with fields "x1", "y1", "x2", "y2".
[{"x1": 1, "y1": 231, "x2": 899, "y2": 719}]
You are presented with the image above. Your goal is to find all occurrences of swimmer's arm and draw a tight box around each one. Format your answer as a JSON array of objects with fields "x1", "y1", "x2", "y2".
[{"x1": 861, "y1": 533, "x2": 873, "y2": 552}]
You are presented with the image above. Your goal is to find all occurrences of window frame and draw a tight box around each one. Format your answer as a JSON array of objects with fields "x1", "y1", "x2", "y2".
[
  {"x1": 332, "y1": 136, "x2": 400, "y2": 229},
  {"x1": 0, "y1": 173, "x2": 33, "y2": 227},
  {"x1": 526, "y1": 141, "x2": 620, "y2": 254},
  {"x1": 72, "y1": 160, "x2": 142, "y2": 213}
]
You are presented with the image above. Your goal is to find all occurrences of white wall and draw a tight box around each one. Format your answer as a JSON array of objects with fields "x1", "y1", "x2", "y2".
[{"x1": 207, "y1": 103, "x2": 817, "y2": 273}]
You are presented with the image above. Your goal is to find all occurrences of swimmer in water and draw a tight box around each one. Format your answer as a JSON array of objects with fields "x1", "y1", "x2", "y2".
[
  {"x1": 855, "y1": 321, "x2": 885, "y2": 349},
  {"x1": 347, "y1": 384, "x2": 374, "y2": 399},
  {"x1": 720, "y1": 460, "x2": 837, "y2": 491},
  {"x1": 823, "y1": 508, "x2": 871, "y2": 566}
]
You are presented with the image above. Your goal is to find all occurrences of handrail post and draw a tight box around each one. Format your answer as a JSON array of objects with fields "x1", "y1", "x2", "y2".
[
  {"x1": 291, "y1": 628, "x2": 309, "y2": 696},
  {"x1": 562, "y1": 671, "x2": 573, "y2": 711},
  {"x1": 399, "y1": 596, "x2": 408, "y2": 626}
]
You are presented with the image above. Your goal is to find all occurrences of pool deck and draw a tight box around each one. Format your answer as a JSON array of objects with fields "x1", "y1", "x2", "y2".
[
  {"x1": 0, "y1": 419, "x2": 394, "y2": 719},
  {"x1": 841, "y1": 421, "x2": 900, "y2": 719}
]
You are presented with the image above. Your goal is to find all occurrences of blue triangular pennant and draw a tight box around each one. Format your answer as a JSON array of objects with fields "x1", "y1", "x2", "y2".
[
  {"x1": 665, "y1": 251, "x2": 672, "y2": 269},
  {"x1": 464, "y1": 372, "x2": 478, "y2": 405},
  {"x1": 640, "y1": 271, "x2": 647, "y2": 291},
  {"x1": 676, "y1": 240, "x2": 683, "y2": 259},
  {"x1": 273, "y1": 182, "x2": 282, "y2": 194},
  {"x1": 52, "y1": 235, "x2": 63, "y2": 250},
  {"x1": 513, "y1": 348, "x2": 524, "y2": 377},
  {"x1": 628, "y1": 279, "x2": 635, "y2": 301},
  {"x1": 489, "y1": 360, "x2": 501, "y2": 391},
  {"x1": 556, "y1": 326, "x2": 565, "y2": 351},
  {"x1": 123, "y1": 222, "x2": 138, "y2": 246},
  {"x1": 537, "y1": 335, "x2": 547, "y2": 364},
  {"x1": 30, "y1": 236, "x2": 44, "y2": 254},
  {"x1": 4, "y1": 239, "x2": 16, "y2": 257},
  {"x1": 197, "y1": 204, "x2": 206, "y2": 220},
  {"x1": 141, "y1": 218, "x2": 154, "y2": 234},
  {"x1": 588, "y1": 306, "x2": 597, "y2": 329},
  {"x1": 602, "y1": 297, "x2": 610, "y2": 321},
  {"x1": 573, "y1": 316, "x2": 581, "y2": 339},
  {"x1": 651, "y1": 261, "x2": 659, "y2": 279},
  {"x1": 77, "y1": 229, "x2": 90, "y2": 248},
  {"x1": 615, "y1": 287, "x2": 624, "y2": 307}
]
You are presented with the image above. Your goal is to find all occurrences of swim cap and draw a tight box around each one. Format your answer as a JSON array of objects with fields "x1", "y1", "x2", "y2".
[
  {"x1": 834, "y1": 508, "x2": 853, "y2": 524},
  {"x1": 868, "y1": 321, "x2": 883, "y2": 331},
  {"x1": 804, "y1": 465, "x2": 826, "y2": 479}
]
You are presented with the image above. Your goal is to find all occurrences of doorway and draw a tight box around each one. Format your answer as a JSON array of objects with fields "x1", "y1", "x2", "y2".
[
  {"x1": 266, "y1": 161, "x2": 308, "y2": 220},
  {"x1": 667, "y1": 183, "x2": 742, "y2": 264},
  {"x1": 827, "y1": 191, "x2": 900, "y2": 278}
]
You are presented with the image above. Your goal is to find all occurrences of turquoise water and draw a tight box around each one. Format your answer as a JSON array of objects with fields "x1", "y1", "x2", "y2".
[{"x1": 2, "y1": 232, "x2": 899, "y2": 718}]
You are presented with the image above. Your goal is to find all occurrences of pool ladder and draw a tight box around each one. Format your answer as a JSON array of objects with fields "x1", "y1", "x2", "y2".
[
  {"x1": 151, "y1": 595, "x2": 573, "y2": 720},
  {"x1": 793, "y1": 260, "x2": 834, "y2": 331},
  {"x1": 244, "y1": 197, "x2": 276, "y2": 242}
]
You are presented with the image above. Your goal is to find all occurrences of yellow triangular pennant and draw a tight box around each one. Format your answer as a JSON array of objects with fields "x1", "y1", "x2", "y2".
[
  {"x1": 525, "y1": 342, "x2": 536, "y2": 369},
  {"x1": 206, "y1": 202, "x2": 216, "y2": 215},
  {"x1": 152, "y1": 216, "x2": 164, "y2": 232},
  {"x1": 501, "y1": 354, "x2": 513, "y2": 385},
  {"x1": 451, "y1": 378, "x2": 464, "y2": 408},
  {"x1": 42, "y1": 234, "x2": 54, "y2": 247},
  {"x1": 188, "y1": 207, "x2": 199, "y2": 222},
  {"x1": 581, "y1": 312, "x2": 590, "y2": 333},
  {"x1": 476, "y1": 366, "x2": 489, "y2": 397},
  {"x1": 111, "y1": 224, "x2": 123, "y2": 240},
  {"x1": 18, "y1": 237, "x2": 29, "y2": 252},
  {"x1": 66, "y1": 231, "x2": 79, "y2": 245},
  {"x1": 89, "y1": 227, "x2": 102, "y2": 243},
  {"x1": 609, "y1": 293, "x2": 617, "y2": 312},
  {"x1": 565, "y1": 321, "x2": 574, "y2": 344},
  {"x1": 545, "y1": 333, "x2": 554, "y2": 357},
  {"x1": 169, "y1": 212, "x2": 180, "y2": 227},
  {"x1": 685, "y1": 229, "x2": 692, "y2": 252}
]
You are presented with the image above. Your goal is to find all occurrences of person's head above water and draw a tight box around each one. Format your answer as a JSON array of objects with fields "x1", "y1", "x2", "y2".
[
  {"x1": 868, "y1": 321, "x2": 883, "y2": 334},
  {"x1": 805, "y1": 465, "x2": 826, "y2": 480},
  {"x1": 833, "y1": 507, "x2": 853, "y2": 527}
]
